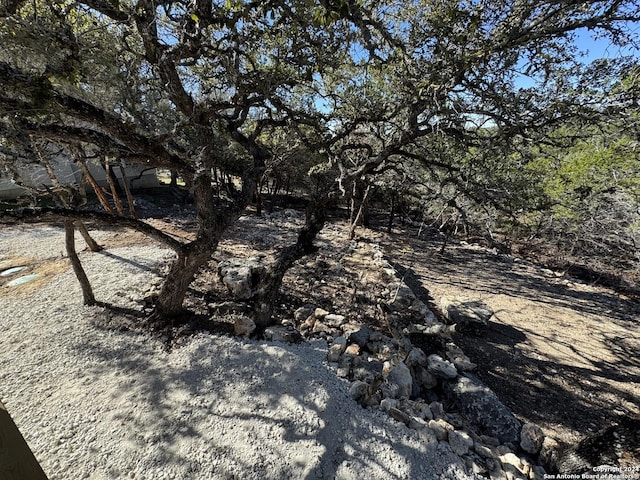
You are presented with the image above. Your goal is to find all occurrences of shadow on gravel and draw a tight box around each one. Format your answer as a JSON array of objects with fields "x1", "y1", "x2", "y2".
[{"x1": 72, "y1": 334, "x2": 469, "y2": 479}]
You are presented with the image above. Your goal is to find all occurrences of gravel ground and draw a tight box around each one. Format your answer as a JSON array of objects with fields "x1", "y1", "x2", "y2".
[{"x1": 0, "y1": 225, "x2": 475, "y2": 480}]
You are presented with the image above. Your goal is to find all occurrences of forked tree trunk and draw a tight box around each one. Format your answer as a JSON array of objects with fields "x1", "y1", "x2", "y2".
[
  {"x1": 64, "y1": 219, "x2": 96, "y2": 306},
  {"x1": 349, "y1": 184, "x2": 371, "y2": 240},
  {"x1": 251, "y1": 204, "x2": 327, "y2": 328},
  {"x1": 37, "y1": 149, "x2": 103, "y2": 252},
  {"x1": 153, "y1": 172, "x2": 254, "y2": 321}
]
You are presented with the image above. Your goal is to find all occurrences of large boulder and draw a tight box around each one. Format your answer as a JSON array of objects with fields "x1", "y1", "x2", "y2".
[
  {"x1": 444, "y1": 374, "x2": 521, "y2": 444},
  {"x1": 440, "y1": 297, "x2": 493, "y2": 334},
  {"x1": 385, "y1": 362, "x2": 413, "y2": 399},
  {"x1": 217, "y1": 256, "x2": 267, "y2": 300}
]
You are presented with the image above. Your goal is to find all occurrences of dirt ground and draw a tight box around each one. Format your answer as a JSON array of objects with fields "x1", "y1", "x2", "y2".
[{"x1": 363, "y1": 223, "x2": 640, "y2": 446}]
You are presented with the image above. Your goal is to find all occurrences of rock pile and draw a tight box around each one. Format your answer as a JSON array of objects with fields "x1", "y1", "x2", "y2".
[
  {"x1": 220, "y1": 230, "x2": 557, "y2": 478},
  {"x1": 284, "y1": 246, "x2": 544, "y2": 479},
  {"x1": 298, "y1": 301, "x2": 548, "y2": 479}
]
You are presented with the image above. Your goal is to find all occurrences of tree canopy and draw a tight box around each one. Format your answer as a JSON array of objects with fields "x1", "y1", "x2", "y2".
[{"x1": 1, "y1": 0, "x2": 639, "y2": 323}]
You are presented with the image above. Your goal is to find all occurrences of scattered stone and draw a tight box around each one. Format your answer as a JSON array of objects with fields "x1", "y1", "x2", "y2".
[
  {"x1": 349, "y1": 381, "x2": 368, "y2": 401},
  {"x1": 539, "y1": 436, "x2": 560, "y2": 470},
  {"x1": 388, "y1": 407, "x2": 411, "y2": 425},
  {"x1": 413, "y1": 365, "x2": 438, "y2": 390},
  {"x1": 414, "y1": 402, "x2": 433, "y2": 421},
  {"x1": 369, "y1": 331, "x2": 384, "y2": 342},
  {"x1": 313, "y1": 307, "x2": 330, "y2": 319},
  {"x1": 444, "y1": 374, "x2": 521, "y2": 444},
  {"x1": 294, "y1": 304, "x2": 315, "y2": 323},
  {"x1": 429, "y1": 401, "x2": 445, "y2": 419},
  {"x1": 327, "y1": 337, "x2": 347, "y2": 362},
  {"x1": 312, "y1": 320, "x2": 335, "y2": 334},
  {"x1": 500, "y1": 453, "x2": 531, "y2": 478},
  {"x1": 475, "y1": 444, "x2": 494, "y2": 458},
  {"x1": 449, "y1": 430, "x2": 474, "y2": 456},
  {"x1": 427, "y1": 354, "x2": 458, "y2": 379},
  {"x1": 217, "y1": 256, "x2": 266, "y2": 300},
  {"x1": 386, "y1": 362, "x2": 413, "y2": 399},
  {"x1": 408, "y1": 416, "x2": 428, "y2": 431},
  {"x1": 520, "y1": 423, "x2": 545, "y2": 454},
  {"x1": 445, "y1": 412, "x2": 465, "y2": 428},
  {"x1": 489, "y1": 465, "x2": 508, "y2": 480},
  {"x1": 336, "y1": 355, "x2": 353, "y2": 378},
  {"x1": 345, "y1": 344, "x2": 361, "y2": 356},
  {"x1": 467, "y1": 456, "x2": 489, "y2": 476},
  {"x1": 440, "y1": 297, "x2": 493, "y2": 334},
  {"x1": 480, "y1": 435, "x2": 501, "y2": 447},
  {"x1": 348, "y1": 325, "x2": 374, "y2": 348},
  {"x1": 263, "y1": 326, "x2": 304, "y2": 343},
  {"x1": 380, "y1": 398, "x2": 398, "y2": 411},
  {"x1": 407, "y1": 323, "x2": 456, "y2": 336},
  {"x1": 428, "y1": 419, "x2": 454, "y2": 441},
  {"x1": 496, "y1": 445, "x2": 513, "y2": 456},
  {"x1": 351, "y1": 360, "x2": 383, "y2": 383},
  {"x1": 445, "y1": 342, "x2": 477, "y2": 371},
  {"x1": 299, "y1": 316, "x2": 316, "y2": 332},
  {"x1": 388, "y1": 285, "x2": 417, "y2": 311},
  {"x1": 324, "y1": 314, "x2": 347, "y2": 327},
  {"x1": 233, "y1": 316, "x2": 256, "y2": 337},
  {"x1": 405, "y1": 347, "x2": 427, "y2": 367}
]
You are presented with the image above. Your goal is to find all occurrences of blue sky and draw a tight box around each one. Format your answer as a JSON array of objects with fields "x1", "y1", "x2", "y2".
[
  {"x1": 575, "y1": 24, "x2": 640, "y2": 62},
  {"x1": 514, "y1": 23, "x2": 640, "y2": 89}
]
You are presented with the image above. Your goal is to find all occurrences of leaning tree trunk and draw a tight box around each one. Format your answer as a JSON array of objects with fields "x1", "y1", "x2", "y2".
[
  {"x1": 64, "y1": 219, "x2": 96, "y2": 306},
  {"x1": 118, "y1": 163, "x2": 138, "y2": 219},
  {"x1": 349, "y1": 183, "x2": 371, "y2": 240},
  {"x1": 251, "y1": 203, "x2": 327, "y2": 328},
  {"x1": 153, "y1": 170, "x2": 256, "y2": 322},
  {"x1": 37, "y1": 148, "x2": 103, "y2": 252},
  {"x1": 75, "y1": 221, "x2": 103, "y2": 252},
  {"x1": 103, "y1": 158, "x2": 125, "y2": 216}
]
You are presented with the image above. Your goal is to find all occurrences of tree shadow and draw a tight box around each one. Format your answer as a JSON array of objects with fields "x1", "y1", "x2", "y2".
[
  {"x1": 97, "y1": 250, "x2": 159, "y2": 273},
  {"x1": 376, "y1": 229, "x2": 640, "y2": 442},
  {"x1": 67, "y1": 334, "x2": 472, "y2": 479}
]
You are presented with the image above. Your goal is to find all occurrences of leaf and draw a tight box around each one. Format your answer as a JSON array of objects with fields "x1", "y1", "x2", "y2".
[{"x1": 190, "y1": 13, "x2": 199, "y2": 22}]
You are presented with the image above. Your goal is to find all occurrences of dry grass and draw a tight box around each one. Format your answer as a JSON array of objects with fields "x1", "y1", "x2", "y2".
[{"x1": 0, "y1": 257, "x2": 70, "y2": 297}]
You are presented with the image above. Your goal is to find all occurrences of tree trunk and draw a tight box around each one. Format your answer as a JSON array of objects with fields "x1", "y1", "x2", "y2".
[
  {"x1": 64, "y1": 219, "x2": 96, "y2": 305},
  {"x1": 387, "y1": 193, "x2": 396, "y2": 234},
  {"x1": 152, "y1": 128, "x2": 265, "y2": 323},
  {"x1": 75, "y1": 221, "x2": 103, "y2": 252},
  {"x1": 251, "y1": 203, "x2": 327, "y2": 328},
  {"x1": 154, "y1": 245, "x2": 215, "y2": 319},
  {"x1": 153, "y1": 171, "x2": 252, "y2": 321},
  {"x1": 103, "y1": 159, "x2": 125, "y2": 216},
  {"x1": 118, "y1": 163, "x2": 138, "y2": 219},
  {"x1": 349, "y1": 184, "x2": 371, "y2": 240},
  {"x1": 77, "y1": 159, "x2": 114, "y2": 214},
  {"x1": 255, "y1": 175, "x2": 264, "y2": 216}
]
